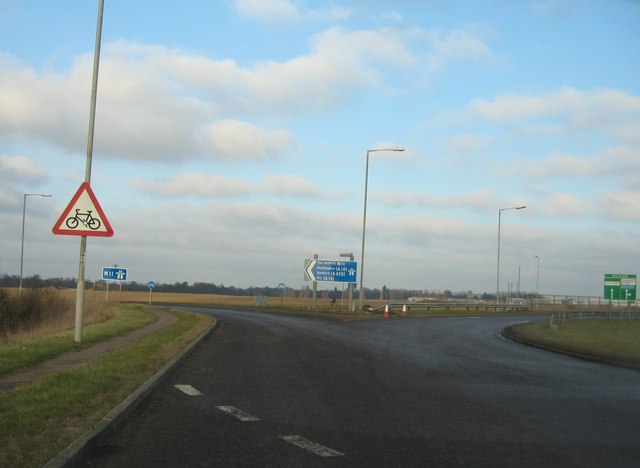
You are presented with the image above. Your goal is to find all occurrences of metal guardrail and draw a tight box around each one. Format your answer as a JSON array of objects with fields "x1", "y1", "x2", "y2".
[
  {"x1": 369, "y1": 302, "x2": 529, "y2": 313},
  {"x1": 532, "y1": 296, "x2": 638, "y2": 307}
]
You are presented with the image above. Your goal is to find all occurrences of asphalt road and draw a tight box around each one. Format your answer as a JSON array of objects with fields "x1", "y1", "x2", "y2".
[{"x1": 81, "y1": 309, "x2": 640, "y2": 467}]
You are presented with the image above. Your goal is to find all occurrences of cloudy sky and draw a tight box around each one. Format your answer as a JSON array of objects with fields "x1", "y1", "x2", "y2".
[{"x1": 1, "y1": 0, "x2": 639, "y2": 297}]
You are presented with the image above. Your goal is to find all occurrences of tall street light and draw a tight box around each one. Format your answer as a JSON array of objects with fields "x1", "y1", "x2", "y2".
[
  {"x1": 535, "y1": 255, "x2": 540, "y2": 305},
  {"x1": 496, "y1": 205, "x2": 526, "y2": 304},
  {"x1": 20, "y1": 193, "x2": 53, "y2": 295},
  {"x1": 358, "y1": 146, "x2": 405, "y2": 311}
]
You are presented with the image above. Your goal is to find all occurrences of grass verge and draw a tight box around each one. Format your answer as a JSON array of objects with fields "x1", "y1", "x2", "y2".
[
  {"x1": 0, "y1": 305, "x2": 157, "y2": 375},
  {"x1": 506, "y1": 320, "x2": 640, "y2": 366},
  {"x1": 0, "y1": 307, "x2": 213, "y2": 467}
]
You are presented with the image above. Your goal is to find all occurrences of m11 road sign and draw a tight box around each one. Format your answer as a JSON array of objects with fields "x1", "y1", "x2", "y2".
[
  {"x1": 304, "y1": 259, "x2": 357, "y2": 283},
  {"x1": 102, "y1": 267, "x2": 128, "y2": 282},
  {"x1": 604, "y1": 273, "x2": 636, "y2": 301}
]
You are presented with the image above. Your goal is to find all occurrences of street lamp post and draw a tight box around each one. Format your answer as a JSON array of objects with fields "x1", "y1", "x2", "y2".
[
  {"x1": 358, "y1": 146, "x2": 405, "y2": 311},
  {"x1": 535, "y1": 255, "x2": 540, "y2": 306},
  {"x1": 496, "y1": 205, "x2": 526, "y2": 304},
  {"x1": 20, "y1": 193, "x2": 53, "y2": 295}
]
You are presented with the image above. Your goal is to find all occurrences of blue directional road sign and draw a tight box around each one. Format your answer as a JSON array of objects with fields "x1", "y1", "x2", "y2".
[
  {"x1": 304, "y1": 259, "x2": 357, "y2": 283},
  {"x1": 102, "y1": 266, "x2": 128, "y2": 282}
]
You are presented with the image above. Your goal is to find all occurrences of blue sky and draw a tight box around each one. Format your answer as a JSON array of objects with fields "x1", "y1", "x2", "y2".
[{"x1": 1, "y1": 0, "x2": 639, "y2": 297}]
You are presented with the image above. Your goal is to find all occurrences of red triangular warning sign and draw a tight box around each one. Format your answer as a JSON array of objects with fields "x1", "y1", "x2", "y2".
[{"x1": 52, "y1": 182, "x2": 114, "y2": 237}]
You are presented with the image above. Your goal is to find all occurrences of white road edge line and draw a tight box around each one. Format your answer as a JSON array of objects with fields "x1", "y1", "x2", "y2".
[
  {"x1": 174, "y1": 384, "x2": 203, "y2": 396},
  {"x1": 216, "y1": 405, "x2": 261, "y2": 421},
  {"x1": 280, "y1": 435, "x2": 344, "y2": 457}
]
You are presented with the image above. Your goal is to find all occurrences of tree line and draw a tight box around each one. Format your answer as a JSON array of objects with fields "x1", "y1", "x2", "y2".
[{"x1": 1, "y1": 274, "x2": 504, "y2": 301}]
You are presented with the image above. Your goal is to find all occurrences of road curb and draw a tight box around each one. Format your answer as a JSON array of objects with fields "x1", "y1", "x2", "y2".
[{"x1": 44, "y1": 315, "x2": 217, "y2": 468}]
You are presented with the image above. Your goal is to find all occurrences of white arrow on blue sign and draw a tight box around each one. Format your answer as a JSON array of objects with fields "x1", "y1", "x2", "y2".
[
  {"x1": 102, "y1": 267, "x2": 128, "y2": 281},
  {"x1": 304, "y1": 259, "x2": 357, "y2": 283}
]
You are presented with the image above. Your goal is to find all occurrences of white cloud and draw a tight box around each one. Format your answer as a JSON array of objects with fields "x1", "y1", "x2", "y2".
[
  {"x1": 373, "y1": 189, "x2": 496, "y2": 212},
  {"x1": 262, "y1": 173, "x2": 322, "y2": 198},
  {"x1": 132, "y1": 172, "x2": 327, "y2": 200},
  {"x1": 531, "y1": 0, "x2": 576, "y2": 16},
  {"x1": 538, "y1": 191, "x2": 589, "y2": 217},
  {"x1": 0, "y1": 32, "x2": 420, "y2": 161},
  {"x1": 509, "y1": 144, "x2": 640, "y2": 182},
  {"x1": 442, "y1": 133, "x2": 491, "y2": 153},
  {"x1": 131, "y1": 173, "x2": 253, "y2": 198},
  {"x1": 599, "y1": 191, "x2": 640, "y2": 221},
  {"x1": 0, "y1": 154, "x2": 47, "y2": 181},
  {"x1": 231, "y1": 0, "x2": 352, "y2": 23},
  {"x1": 0, "y1": 22, "x2": 494, "y2": 165},
  {"x1": 232, "y1": 0, "x2": 301, "y2": 22},
  {"x1": 467, "y1": 87, "x2": 640, "y2": 125},
  {"x1": 514, "y1": 151, "x2": 598, "y2": 178},
  {"x1": 426, "y1": 29, "x2": 491, "y2": 70},
  {"x1": 197, "y1": 119, "x2": 296, "y2": 161}
]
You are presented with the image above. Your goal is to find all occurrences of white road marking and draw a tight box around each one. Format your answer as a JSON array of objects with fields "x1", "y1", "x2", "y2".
[
  {"x1": 507, "y1": 320, "x2": 531, "y2": 325},
  {"x1": 216, "y1": 405, "x2": 261, "y2": 421},
  {"x1": 174, "y1": 384, "x2": 203, "y2": 396},
  {"x1": 280, "y1": 435, "x2": 344, "y2": 457}
]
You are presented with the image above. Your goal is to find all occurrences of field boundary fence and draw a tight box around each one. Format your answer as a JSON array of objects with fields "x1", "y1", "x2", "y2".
[
  {"x1": 549, "y1": 308, "x2": 640, "y2": 327},
  {"x1": 532, "y1": 295, "x2": 638, "y2": 307}
]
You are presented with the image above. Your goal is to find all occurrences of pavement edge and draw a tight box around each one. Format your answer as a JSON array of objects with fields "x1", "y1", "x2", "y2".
[{"x1": 43, "y1": 315, "x2": 217, "y2": 468}]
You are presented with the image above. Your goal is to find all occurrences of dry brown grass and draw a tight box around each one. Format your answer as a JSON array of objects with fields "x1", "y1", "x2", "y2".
[
  {"x1": 1, "y1": 288, "x2": 114, "y2": 345},
  {"x1": 55, "y1": 288, "x2": 378, "y2": 310}
]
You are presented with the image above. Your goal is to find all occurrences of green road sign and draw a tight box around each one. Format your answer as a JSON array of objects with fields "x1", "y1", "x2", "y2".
[{"x1": 604, "y1": 273, "x2": 637, "y2": 301}]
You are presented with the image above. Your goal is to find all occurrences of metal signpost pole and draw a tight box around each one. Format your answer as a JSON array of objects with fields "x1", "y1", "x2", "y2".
[
  {"x1": 148, "y1": 281, "x2": 156, "y2": 306},
  {"x1": 340, "y1": 252, "x2": 354, "y2": 311},
  {"x1": 75, "y1": 0, "x2": 104, "y2": 342},
  {"x1": 312, "y1": 254, "x2": 318, "y2": 310}
]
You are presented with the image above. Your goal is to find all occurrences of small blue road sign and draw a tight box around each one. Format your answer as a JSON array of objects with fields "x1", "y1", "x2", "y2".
[
  {"x1": 147, "y1": 281, "x2": 156, "y2": 289},
  {"x1": 102, "y1": 267, "x2": 128, "y2": 281},
  {"x1": 304, "y1": 259, "x2": 357, "y2": 283}
]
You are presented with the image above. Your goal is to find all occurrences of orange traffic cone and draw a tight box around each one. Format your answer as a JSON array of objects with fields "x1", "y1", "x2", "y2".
[
  {"x1": 401, "y1": 304, "x2": 407, "y2": 317},
  {"x1": 383, "y1": 304, "x2": 390, "y2": 318}
]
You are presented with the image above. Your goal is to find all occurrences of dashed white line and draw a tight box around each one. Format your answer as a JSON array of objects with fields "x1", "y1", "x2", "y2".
[
  {"x1": 216, "y1": 405, "x2": 261, "y2": 421},
  {"x1": 280, "y1": 435, "x2": 344, "y2": 457},
  {"x1": 174, "y1": 384, "x2": 203, "y2": 396}
]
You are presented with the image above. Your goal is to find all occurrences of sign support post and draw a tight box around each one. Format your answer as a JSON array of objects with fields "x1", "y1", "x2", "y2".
[
  {"x1": 148, "y1": 281, "x2": 156, "y2": 305},
  {"x1": 312, "y1": 254, "x2": 318, "y2": 310},
  {"x1": 74, "y1": 0, "x2": 104, "y2": 342},
  {"x1": 340, "y1": 252, "x2": 355, "y2": 311}
]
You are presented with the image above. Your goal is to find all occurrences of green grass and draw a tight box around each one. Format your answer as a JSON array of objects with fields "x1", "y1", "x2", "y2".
[
  {"x1": 0, "y1": 305, "x2": 157, "y2": 375},
  {"x1": 507, "y1": 320, "x2": 640, "y2": 366},
  {"x1": 0, "y1": 307, "x2": 213, "y2": 467}
]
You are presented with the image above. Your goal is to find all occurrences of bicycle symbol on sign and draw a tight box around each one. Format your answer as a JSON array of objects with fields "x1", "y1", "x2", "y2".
[{"x1": 65, "y1": 209, "x2": 102, "y2": 230}]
